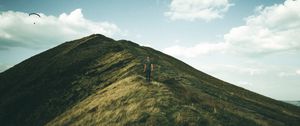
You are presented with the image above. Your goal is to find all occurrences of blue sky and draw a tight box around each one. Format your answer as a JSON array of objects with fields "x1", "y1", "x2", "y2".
[{"x1": 1, "y1": 0, "x2": 300, "y2": 100}]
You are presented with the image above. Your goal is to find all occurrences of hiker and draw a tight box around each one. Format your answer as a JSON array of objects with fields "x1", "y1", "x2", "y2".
[{"x1": 143, "y1": 56, "x2": 154, "y2": 82}]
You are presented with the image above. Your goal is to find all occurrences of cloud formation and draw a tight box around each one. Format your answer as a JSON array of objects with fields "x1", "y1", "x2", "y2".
[
  {"x1": 164, "y1": 0, "x2": 300, "y2": 57},
  {"x1": 165, "y1": 0, "x2": 233, "y2": 21},
  {"x1": 163, "y1": 42, "x2": 226, "y2": 57},
  {"x1": 296, "y1": 70, "x2": 300, "y2": 75},
  {"x1": 0, "y1": 9, "x2": 120, "y2": 50},
  {"x1": 278, "y1": 72, "x2": 294, "y2": 77},
  {"x1": 224, "y1": 0, "x2": 300, "y2": 55}
]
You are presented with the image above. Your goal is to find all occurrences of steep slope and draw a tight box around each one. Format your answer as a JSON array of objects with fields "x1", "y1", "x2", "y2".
[{"x1": 0, "y1": 34, "x2": 299, "y2": 126}]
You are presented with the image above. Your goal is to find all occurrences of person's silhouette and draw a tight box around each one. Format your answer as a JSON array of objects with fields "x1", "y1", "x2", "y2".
[{"x1": 143, "y1": 56, "x2": 154, "y2": 83}]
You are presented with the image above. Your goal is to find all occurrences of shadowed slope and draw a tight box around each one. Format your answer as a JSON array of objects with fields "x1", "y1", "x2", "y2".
[{"x1": 0, "y1": 34, "x2": 299, "y2": 126}]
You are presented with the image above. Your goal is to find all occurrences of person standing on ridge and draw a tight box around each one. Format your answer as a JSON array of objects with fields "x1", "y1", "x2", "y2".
[{"x1": 143, "y1": 56, "x2": 154, "y2": 83}]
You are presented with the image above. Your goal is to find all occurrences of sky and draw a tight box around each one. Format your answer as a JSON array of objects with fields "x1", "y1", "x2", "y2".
[{"x1": 0, "y1": 0, "x2": 300, "y2": 100}]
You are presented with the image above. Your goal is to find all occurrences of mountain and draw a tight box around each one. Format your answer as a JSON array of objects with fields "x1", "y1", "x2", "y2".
[{"x1": 0, "y1": 34, "x2": 299, "y2": 126}]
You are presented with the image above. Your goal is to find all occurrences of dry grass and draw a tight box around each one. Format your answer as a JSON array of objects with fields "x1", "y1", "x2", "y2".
[{"x1": 46, "y1": 75, "x2": 177, "y2": 126}]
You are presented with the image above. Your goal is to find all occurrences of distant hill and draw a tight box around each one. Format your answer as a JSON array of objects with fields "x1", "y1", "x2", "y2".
[
  {"x1": 0, "y1": 34, "x2": 299, "y2": 126},
  {"x1": 284, "y1": 101, "x2": 300, "y2": 107}
]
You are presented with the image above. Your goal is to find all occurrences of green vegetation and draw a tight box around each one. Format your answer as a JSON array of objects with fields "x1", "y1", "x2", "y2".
[{"x1": 0, "y1": 34, "x2": 299, "y2": 126}]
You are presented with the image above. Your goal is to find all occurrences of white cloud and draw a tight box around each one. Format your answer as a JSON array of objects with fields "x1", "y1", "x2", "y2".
[
  {"x1": 163, "y1": 42, "x2": 227, "y2": 57},
  {"x1": 0, "y1": 9, "x2": 120, "y2": 50},
  {"x1": 237, "y1": 81, "x2": 253, "y2": 86},
  {"x1": 278, "y1": 72, "x2": 295, "y2": 77},
  {"x1": 164, "y1": 0, "x2": 300, "y2": 57},
  {"x1": 165, "y1": 0, "x2": 233, "y2": 22},
  {"x1": 224, "y1": 0, "x2": 300, "y2": 54},
  {"x1": 296, "y1": 70, "x2": 300, "y2": 75}
]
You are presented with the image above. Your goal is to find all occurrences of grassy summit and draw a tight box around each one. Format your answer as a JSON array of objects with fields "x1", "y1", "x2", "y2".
[{"x1": 0, "y1": 34, "x2": 299, "y2": 126}]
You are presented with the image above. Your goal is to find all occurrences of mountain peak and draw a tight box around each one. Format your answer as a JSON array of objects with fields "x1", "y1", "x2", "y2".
[
  {"x1": 0, "y1": 35, "x2": 300, "y2": 126},
  {"x1": 87, "y1": 33, "x2": 112, "y2": 39}
]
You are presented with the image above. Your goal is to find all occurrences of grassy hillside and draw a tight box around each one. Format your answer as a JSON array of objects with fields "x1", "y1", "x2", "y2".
[{"x1": 0, "y1": 34, "x2": 299, "y2": 126}]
